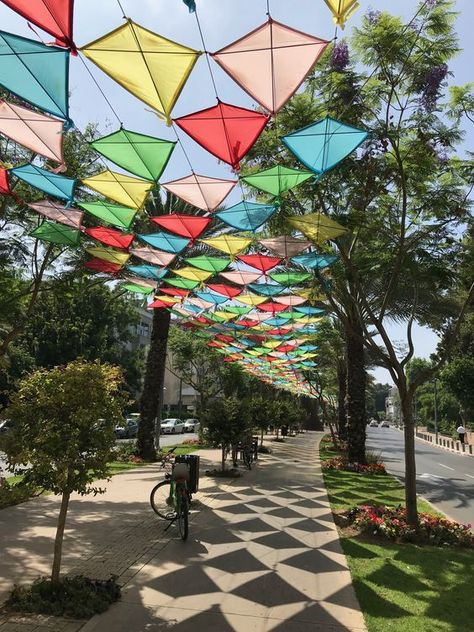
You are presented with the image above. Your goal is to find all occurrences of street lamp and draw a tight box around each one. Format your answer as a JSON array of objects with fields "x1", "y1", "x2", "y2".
[{"x1": 433, "y1": 378, "x2": 439, "y2": 443}]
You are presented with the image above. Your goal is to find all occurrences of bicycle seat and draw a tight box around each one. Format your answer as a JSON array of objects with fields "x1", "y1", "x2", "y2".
[{"x1": 172, "y1": 462, "x2": 190, "y2": 482}]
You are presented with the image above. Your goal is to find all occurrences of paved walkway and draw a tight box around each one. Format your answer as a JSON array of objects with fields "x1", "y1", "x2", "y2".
[{"x1": 0, "y1": 434, "x2": 367, "y2": 632}]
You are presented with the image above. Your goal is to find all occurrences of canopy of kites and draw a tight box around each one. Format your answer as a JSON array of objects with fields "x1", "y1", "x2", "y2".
[{"x1": 0, "y1": 0, "x2": 367, "y2": 397}]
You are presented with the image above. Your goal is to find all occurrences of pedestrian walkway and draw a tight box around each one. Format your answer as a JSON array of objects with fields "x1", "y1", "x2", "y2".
[{"x1": 0, "y1": 434, "x2": 367, "y2": 632}]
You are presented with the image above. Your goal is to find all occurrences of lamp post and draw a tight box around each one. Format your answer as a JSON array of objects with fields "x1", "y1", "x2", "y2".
[{"x1": 433, "y1": 378, "x2": 439, "y2": 443}]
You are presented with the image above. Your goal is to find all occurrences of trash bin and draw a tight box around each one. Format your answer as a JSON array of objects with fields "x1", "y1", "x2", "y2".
[{"x1": 175, "y1": 454, "x2": 200, "y2": 494}]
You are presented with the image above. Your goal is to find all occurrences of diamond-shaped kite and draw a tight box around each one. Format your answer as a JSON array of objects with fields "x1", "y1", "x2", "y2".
[
  {"x1": 206, "y1": 283, "x2": 242, "y2": 299},
  {"x1": 161, "y1": 173, "x2": 236, "y2": 212},
  {"x1": 85, "y1": 226, "x2": 134, "y2": 250},
  {"x1": 288, "y1": 212, "x2": 347, "y2": 244},
  {"x1": 11, "y1": 164, "x2": 75, "y2": 201},
  {"x1": 30, "y1": 220, "x2": 80, "y2": 245},
  {"x1": 138, "y1": 232, "x2": 190, "y2": 254},
  {"x1": 127, "y1": 264, "x2": 167, "y2": 280},
  {"x1": 291, "y1": 252, "x2": 338, "y2": 269},
  {"x1": 236, "y1": 254, "x2": 281, "y2": 273},
  {"x1": 269, "y1": 271, "x2": 312, "y2": 286},
  {"x1": 129, "y1": 246, "x2": 176, "y2": 267},
  {"x1": 0, "y1": 0, "x2": 76, "y2": 51},
  {"x1": 81, "y1": 20, "x2": 201, "y2": 123},
  {"x1": 0, "y1": 31, "x2": 70, "y2": 122},
  {"x1": 185, "y1": 255, "x2": 230, "y2": 274},
  {"x1": 259, "y1": 235, "x2": 312, "y2": 258},
  {"x1": 81, "y1": 170, "x2": 152, "y2": 210},
  {"x1": 86, "y1": 246, "x2": 130, "y2": 266},
  {"x1": 282, "y1": 116, "x2": 368, "y2": 174},
  {"x1": 174, "y1": 100, "x2": 269, "y2": 170},
  {"x1": 212, "y1": 18, "x2": 329, "y2": 115},
  {"x1": 84, "y1": 257, "x2": 121, "y2": 274},
  {"x1": 0, "y1": 100, "x2": 65, "y2": 165},
  {"x1": 77, "y1": 200, "x2": 137, "y2": 230},
  {"x1": 220, "y1": 270, "x2": 261, "y2": 285},
  {"x1": 165, "y1": 277, "x2": 200, "y2": 290},
  {"x1": 216, "y1": 200, "x2": 276, "y2": 231},
  {"x1": 323, "y1": 0, "x2": 360, "y2": 29},
  {"x1": 248, "y1": 282, "x2": 285, "y2": 297},
  {"x1": 0, "y1": 168, "x2": 11, "y2": 195},
  {"x1": 151, "y1": 214, "x2": 211, "y2": 240},
  {"x1": 241, "y1": 165, "x2": 313, "y2": 197},
  {"x1": 173, "y1": 267, "x2": 213, "y2": 283},
  {"x1": 90, "y1": 128, "x2": 176, "y2": 182},
  {"x1": 28, "y1": 199, "x2": 83, "y2": 229},
  {"x1": 200, "y1": 234, "x2": 252, "y2": 257}
]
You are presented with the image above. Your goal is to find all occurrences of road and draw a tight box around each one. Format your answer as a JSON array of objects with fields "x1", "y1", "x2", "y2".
[
  {"x1": 0, "y1": 432, "x2": 198, "y2": 478},
  {"x1": 367, "y1": 426, "x2": 474, "y2": 526}
]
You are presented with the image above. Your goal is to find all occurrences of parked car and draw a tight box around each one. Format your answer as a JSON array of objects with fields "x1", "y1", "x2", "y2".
[
  {"x1": 184, "y1": 418, "x2": 200, "y2": 433},
  {"x1": 114, "y1": 417, "x2": 139, "y2": 439},
  {"x1": 380, "y1": 421, "x2": 390, "y2": 428},
  {"x1": 369, "y1": 420, "x2": 379, "y2": 427},
  {"x1": 161, "y1": 418, "x2": 185, "y2": 434}
]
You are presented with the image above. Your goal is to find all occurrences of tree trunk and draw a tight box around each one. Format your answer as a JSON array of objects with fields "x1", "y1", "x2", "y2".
[
  {"x1": 337, "y1": 362, "x2": 347, "y2": 440},
  {"x1": 400, "y1": 390, "x2": 418, "y2": 526},
  {"x1": 221, "y1": 445, "x2": 226, "y2": 472},
  {"x1": 260, "y1": 428, "x2": 264, "y2": 447},
  {"x1": 138, "y1": 308, "x2": 171, "y2": 461},
  {"x1": 51, "y1": 491, "x2": 70, "y2": 583},
  {"x1": 345, "y1": 313, "x2": 367, "y2": 463},
  {"x1": 302, "y1": 396, "x2": 323, "y2": 431}
]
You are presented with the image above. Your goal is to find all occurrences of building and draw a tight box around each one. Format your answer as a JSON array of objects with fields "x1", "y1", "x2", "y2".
[{"x1": 385, "y1": 386, "x2": 401, "y2": 424}]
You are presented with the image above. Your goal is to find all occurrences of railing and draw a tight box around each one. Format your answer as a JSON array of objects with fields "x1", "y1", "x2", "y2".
[{"x1": 416, "y1": 431, "x2": 473, "y2": 456}]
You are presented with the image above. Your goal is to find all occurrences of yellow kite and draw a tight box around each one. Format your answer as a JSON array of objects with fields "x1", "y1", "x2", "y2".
[
  {"x1": 85, "y1": 247, "x2": 130, "y2": 266},
  {"x1": 81, "y1": 20, "x2": 201, "y2": 124},
  {"x1": 235, "y1": 293, "x2": 268, "y2": 306},
  {"x1": 173, "y1": 267, "x2": 213, "y2": 283},
  {"x1": 200, "y1": 235, "x2": 252, "y2": 257},
  {"x1": 323, "y1": 0, "x2": 360, "y2": 29},
  {"x1": 82, "y1": 170, "x2": 152, "y2": 209},
  {"x1": 288, "y1": 212, "x2": 347, "y2": 244}
]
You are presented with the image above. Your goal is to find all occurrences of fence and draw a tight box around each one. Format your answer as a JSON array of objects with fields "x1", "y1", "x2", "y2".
[{"x1": 416, "y1": 431, "x2": 473, "y2": 456}]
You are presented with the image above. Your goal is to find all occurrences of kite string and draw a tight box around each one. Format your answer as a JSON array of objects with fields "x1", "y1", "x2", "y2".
[
  {"x1": 194, "y1": 9, "x2": 220, "y2": 101},
  {"x1": 78, "y1": 55, "x2": 124, "y2": 127}
]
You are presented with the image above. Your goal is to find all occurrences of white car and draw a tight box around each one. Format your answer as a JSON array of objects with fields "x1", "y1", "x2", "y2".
[
  {"x1": 184, "y1": 418, "x2": 200, "y2": 432},
  {"x1": 160, "y1": 418, "x2": 184, "y2": 434},
  {"x1": 380, "y1": 421, "x2": 390, "y2": 428},
  {"x1": 369, "y1": 420, "x2": 379, "y2": 427}
]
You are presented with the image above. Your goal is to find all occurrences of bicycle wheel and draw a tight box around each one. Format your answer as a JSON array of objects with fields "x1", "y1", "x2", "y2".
[
  {"x1": 150, "y1": 480, "x2": 177, "y2": 520},
  {"x1": 176, "y1": 486, "x2": 189, "y2": 541}
]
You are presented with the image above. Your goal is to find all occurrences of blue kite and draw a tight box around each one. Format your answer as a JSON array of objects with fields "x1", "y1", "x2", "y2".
[
  {"x1": 215, "y1": 200, "x2": 277, "y2": 232},
  {"x1": 126, "y1": 265, "x2": 168, "y2": 280},
  {"x1": 138, "y1": 232, "x2": 190, "y2": 254},
  {"x1": 291, "y1": 252, "x2": 338, "y2": 269},
  {"x1": 10, "y1": 164, "x2": 75, "y2": 202}
]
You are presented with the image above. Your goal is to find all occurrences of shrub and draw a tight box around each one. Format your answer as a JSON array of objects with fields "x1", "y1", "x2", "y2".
[
  {"x1": 111, "y1": 442, "x2": 143, "y2": 463},
  {"x1": 349, "y1": 504, "x2": 474, "y2": 547},
  {"x1": 0, "y1": 478, "x2": 39, "y2": 509},
  {"x1": 322, "y1": 456, "x2": 387, "y2": 475},
  {"x1": 6, "y1": 575, "x2": 121, "y2": 619}
]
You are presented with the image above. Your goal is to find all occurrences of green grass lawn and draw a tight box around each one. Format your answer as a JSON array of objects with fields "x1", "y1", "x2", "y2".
[{"x1": 320, "y1": 438, "x2": 474, "y2": 632}]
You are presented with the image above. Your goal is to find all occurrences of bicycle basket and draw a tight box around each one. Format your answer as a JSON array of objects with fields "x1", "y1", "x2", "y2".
[{"x1": 172, "y1": 462, "x2": 190, "y2": 482}]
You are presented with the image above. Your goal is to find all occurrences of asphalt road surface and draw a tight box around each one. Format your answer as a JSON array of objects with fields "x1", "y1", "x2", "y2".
[
  {"x1": 0, "y1": 432, "x2": 198, "y2": 478},
  {"x1": 367, "y1": 426, "x2": 474, "y2": 526}
]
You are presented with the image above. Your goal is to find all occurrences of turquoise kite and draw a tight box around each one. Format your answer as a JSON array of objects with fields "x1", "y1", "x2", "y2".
[
  {"x1": 0, "y1": 31, "x2": 70, "y2": 123},
  {"x1": 10, "y1": 164, "x2": 75, "y2": 202},
  {"x1": 291, "y1": 252, "x2": 338, "y2": 269},
  {"x1": 282, "y1": 116, "x2": 368, "y2": 174},
  {"x1": 215, "y1": 200, "x2": 277, "y2": 232},
  {"x1": 138, "y1": 232, "x2": 190, "y2": 254},
  {"x1": 126, "y1": 265, "x2": 168, "y2": 280}
]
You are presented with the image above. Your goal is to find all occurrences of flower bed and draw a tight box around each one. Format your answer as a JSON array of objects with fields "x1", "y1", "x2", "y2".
[
  {"x1": 349, "y1": 504, "x2": 474, "y2": 548},
  {"x1": 322, "y1": 456, "x2": 387, "y2": 475}
]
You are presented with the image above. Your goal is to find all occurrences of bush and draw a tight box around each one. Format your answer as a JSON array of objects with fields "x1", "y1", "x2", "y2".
[
  {"x1": 322, "y1": 456, "x2": 387, "y2": 475},
  {"x1": 6, "y1": 575, "x2": 121, "y2": 619},
  {"x1": 0, "y1": 478, "x2": 39, "y2": 509},
  {"x1": 349, "y1": 504, "x2": 474, "y2": 547},
  {"x1": 111, "y1": 442, "x2": 143, "y2": 463}
]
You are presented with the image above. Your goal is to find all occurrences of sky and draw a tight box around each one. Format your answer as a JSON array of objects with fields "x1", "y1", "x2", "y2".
[{"x1": 0, "y1": 0, "x2": 471, "y2": 384}]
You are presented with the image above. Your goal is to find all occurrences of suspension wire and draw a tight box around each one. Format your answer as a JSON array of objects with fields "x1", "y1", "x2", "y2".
[
  {"x1": 78, "y1": 56, "x2": 124, "y2": 127},
  {"x1": 116, "y1": 0, "x2": 127, "y2": 19}
]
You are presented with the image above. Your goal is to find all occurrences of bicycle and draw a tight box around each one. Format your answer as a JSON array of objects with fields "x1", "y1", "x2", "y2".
[{"x1": 150, "y1": 461, "x2": 190, "y2": 541}]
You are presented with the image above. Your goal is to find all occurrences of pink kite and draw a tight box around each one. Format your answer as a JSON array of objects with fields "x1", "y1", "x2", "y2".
[
  {"x1": 212, "y1": 18, "x2": 329, "y2": 115},
  {"x1": 151, "y1": 214, "x2": 212, "y2": 240},
  {"x1": 28, "y1": 199, "x2": 83, "y2": 229},
  {"x1": 174, "y1": 100, "x2": 269, "y2": 170},
  {"x1": 161, "y1": 173, "x2": 237, "y2": 212},
  {"x1": 0, "y1": 0, "x2": 76, "y2": 52},
  {"x1": 129, "y1": 247, "x2": 177, "y2": 267},
  {"x1": 220, "y1": 270, "x2": 261, "y2": 285},
  {"x1": 0, "y1": 100, "x2": 65, "y2": 166},
  {"x1": 85, "y1": 226, "x2": 134, "y2": 250},
  {"x1": 273, "y1": 295, "x2": 307, "y2": 306}
]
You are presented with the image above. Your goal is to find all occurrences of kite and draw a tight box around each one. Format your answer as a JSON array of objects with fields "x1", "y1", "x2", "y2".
[
  {"x1": 0, "y1": 100, "x2": 65, "y2": 166},
  {"x1": 248, "y1": 282, "x2": 285, "y2": 297},
  {"x1": 129, "y1": 246, "x2": 176, "y2": 267},
  {"x1": 185, "y1": 255, "x2": 230, "y2": 274},
  {"x1": 149, "y1": 298, "x2": 174, "y2": 309},
  {"x1": 295, "y1": 306, "x2": 325, "y2": 315},
  {"x1": 81, "y1": 170, "x2": 152, "y2": 210},
  {"x1": 257, "y1": 301, "x2": 288, "y2": 313},
  {"x1": 151, "y1": 214, "x2": 211, "y2": 240},
  {"x1": 259, "y1": 235, "x2": 312, "y2": 258},
  {"x1": 90, "y1": 128, "x2": 176, "y2": 182},
  {"x1": 0, "y1": 0, "x2": 76, "y2": 51},
  {"x1": 215, "y1": 200, "x2": 276, "y2": 232},
  {"x1": 194, "y1": 291, "x2": 229, "y2": 305},
  {"x1": 174, "y1": 100, "x2": 269, "y2": 170},
  {"x1": 273, "y1": 295, "x2": 307, "y2": 307},
  {"x1": 212, "y1": 19, "x2": 329, "y2": 115},
  {"x1": 81, "y1": 20, "x2": 201, "y2": 124},
  {"x1": 220, "y1": 270, "x2": 261, "y2": 285},
  {"x1": 85, "y1": 246, "x2": 130, "y2": 266},
  {"x1": 122, "y1": 275, "x2": 157, "y2": 290},
  {"x1": 84, "y1": 257, "x2": 121, "y2": 274},
  {"x1": 241, "y1": 165, "x2": 313, "y2": 197},
  {"x1": 127, "y1": 264, "x2": 168, "y2": 280},
  {"x1": 161, "y1": 173, "x2": 237, "y2": 213},
  {"x1": 182, "y1": 0, "x2": 196, "y2": 12},
  {"x1": 235, "y1": 293, "x2": 268, "y2": 307},
  {"x1": 287, "y1": 212, "x2": 347, "y2": 244},
  {"x1": 28, "y1": 199, "x2": 83, "y2": 229},
  {"x1": 10, "y1": 164, "x2": 75, "y2": 201},
  {"x1": 77, "y1": 200, "x2": 137, "y2": 230},
  {"x1": 200, "y1": 234, "x2": 252, "y2": 257},
  {"x1": 206, "y1": 283, "x2": 242, "y2": 299},
  {"x1": 269, "y1": 271, "x2": 312, "y2": 286},
  {"x1": 85, "y1": 226, "x2": 134, "y2": 250},
  {"x1": 236, "y1": 254, "x2": 282, "y2": 273},
  {"x1": 138, "y1": 232, "x2": 190, "y2": 253},
  {"x1": 282, "y1": 117, "x2": 368, "y2": 174},
  {"x1": 121, "y1": 282, "x2": 154, "y2": 295},
  {"x1": 0, "y1": 31, "x2": 70, "y2": 122},
  {"x1": 323, "y1": 0, "x2": 360, "y2": 29},
  {"x1": 159, "y1": 287, "x2": 188, "y2": 298},
  {"x1": 30, "y1": 220, "x2": 80, "y2": 245},
  {"x1": 173, "y1": 267, "x2": 213, "y2": 283},
  {"x1": 165, "y1": 277, "x2": 200, "y2": 290},
  {"x1": 291, "y1": 252, "x2": 338, "y2": 269},
  {"x1": 0, "y1": 168, "x2": 11, "y2": 195}
]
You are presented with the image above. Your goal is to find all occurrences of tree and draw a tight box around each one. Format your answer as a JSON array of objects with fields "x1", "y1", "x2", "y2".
[
  {"x1": 202, "y1": 397, "x2": 251, "y2": 471},
  {"x1": 3, "y1": 361, "x2": 126, "y2": 582}
]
